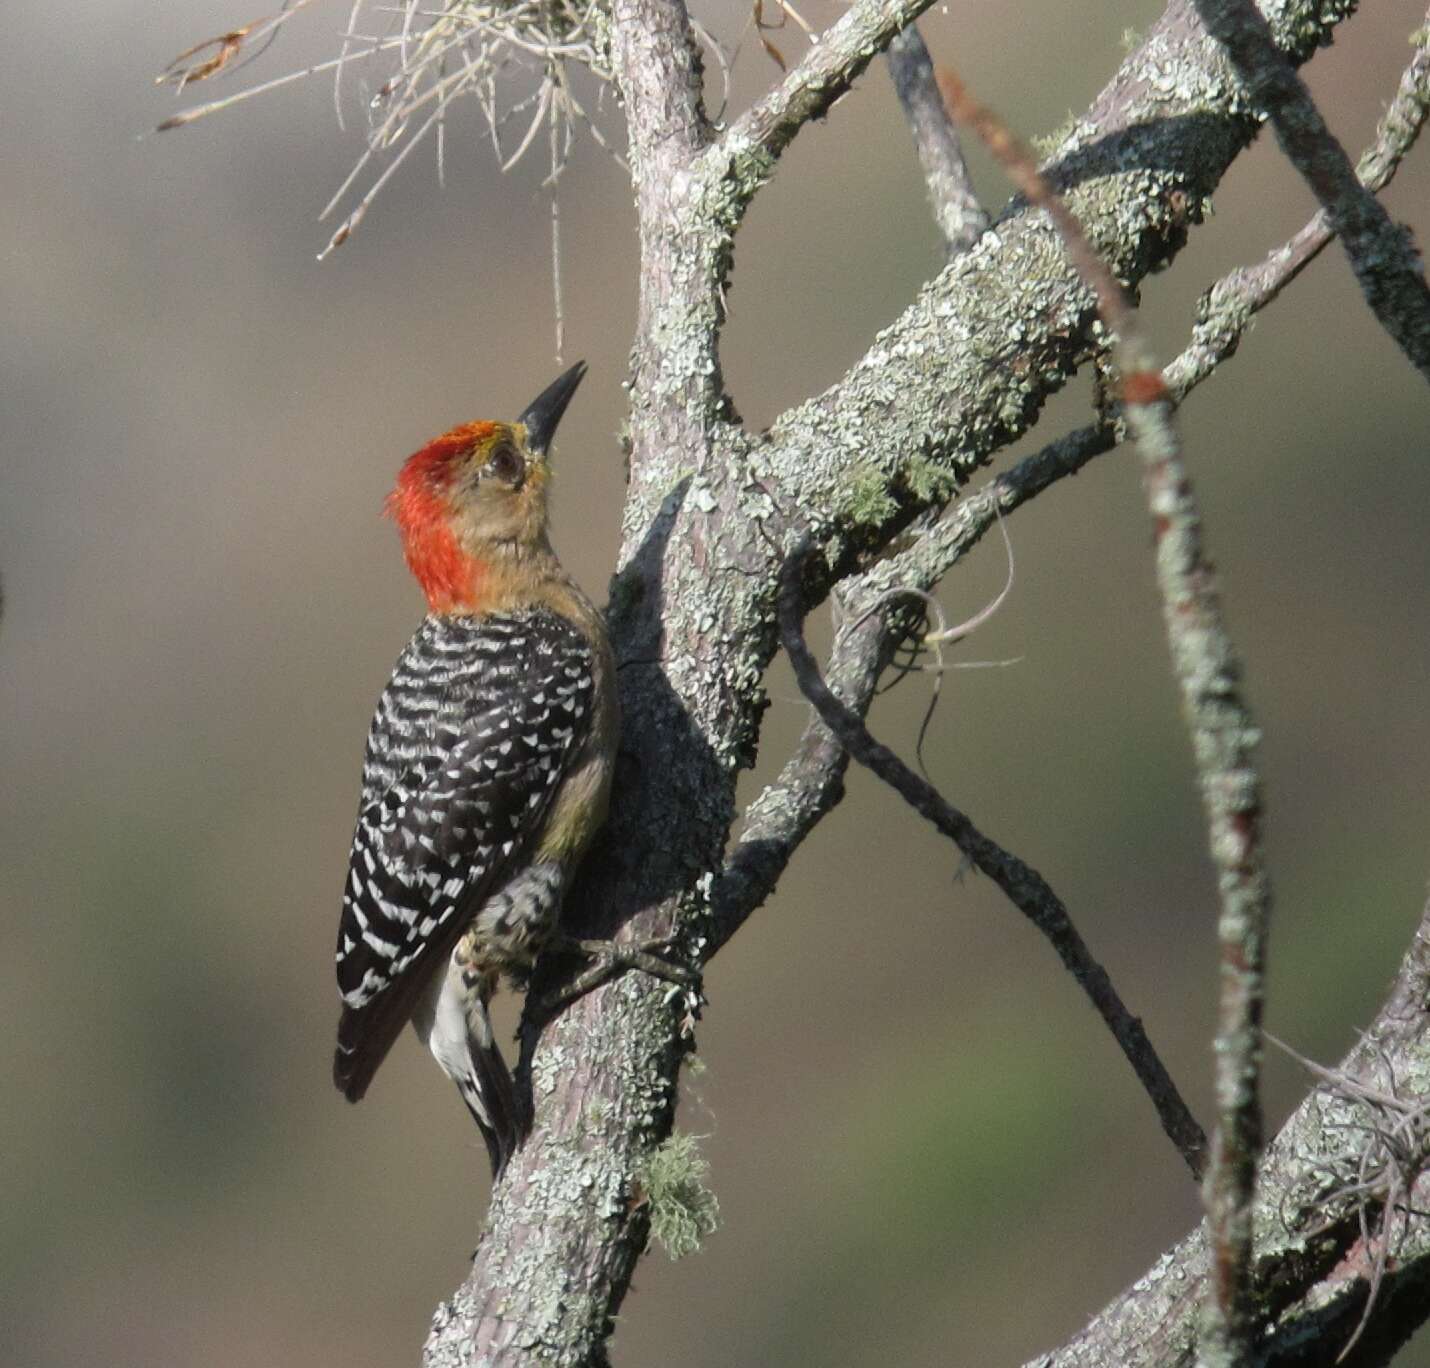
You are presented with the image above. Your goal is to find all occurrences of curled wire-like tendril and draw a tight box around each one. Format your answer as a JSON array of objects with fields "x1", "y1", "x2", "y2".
[{"x1": 838, "y1": 508, "x2": 1018, "y2": 777}]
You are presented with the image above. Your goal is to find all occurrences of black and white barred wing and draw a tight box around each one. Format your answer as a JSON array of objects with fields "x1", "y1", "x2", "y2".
[{"x1": 333, "y1": 620, "x2": 595, "y2": 1102}]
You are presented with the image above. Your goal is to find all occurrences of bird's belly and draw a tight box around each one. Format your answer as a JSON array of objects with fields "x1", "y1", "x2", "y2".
[{"x1": 466, "y1": 859, "x2": 566, "y2": 975}]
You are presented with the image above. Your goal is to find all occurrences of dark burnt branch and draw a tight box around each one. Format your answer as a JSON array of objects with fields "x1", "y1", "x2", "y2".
[
  {"x1": 1192, "y1": 0, "x2": 1430, "y2": 382},
  {"x1": 886, "y1": 25, "x2": 989, "y2": 255},
  {"x1": 777, "y1": 541, "x2": 1209, "y2": 1178}
]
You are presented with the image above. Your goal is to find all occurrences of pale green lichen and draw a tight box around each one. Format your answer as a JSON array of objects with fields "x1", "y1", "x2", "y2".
[
  {"x1": 903, "y1": 454, "x2": 957, "y2": 504},
  {"x1": 844, "y1": 464, "x2": 898, "y2": 527},
  {"x1": 639, "y1": 1131, "x2": 719, "y2": 1259},
  {"x1": 682, "y1": 1051, "x2": 707, "y2": 1077}
]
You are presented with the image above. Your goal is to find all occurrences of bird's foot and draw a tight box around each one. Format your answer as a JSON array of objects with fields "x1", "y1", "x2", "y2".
[{"x1": 539, "y1": 934, "x2": 703, "y2": 1022}]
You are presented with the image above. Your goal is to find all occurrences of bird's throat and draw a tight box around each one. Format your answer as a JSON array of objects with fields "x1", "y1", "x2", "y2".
[{"x1": 403, "y1": 521, "x2": 490, "y2": 614}]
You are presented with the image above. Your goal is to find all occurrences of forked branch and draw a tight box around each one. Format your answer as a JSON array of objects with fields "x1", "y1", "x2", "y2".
[{"x1": 1192, "y1": 0, "x2": 1430, "y2": 381}]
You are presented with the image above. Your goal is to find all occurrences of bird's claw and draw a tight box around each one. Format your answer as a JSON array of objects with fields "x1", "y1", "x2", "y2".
[{"x1": 539, "y1": 934, "x2": 703, "y2": 1017}]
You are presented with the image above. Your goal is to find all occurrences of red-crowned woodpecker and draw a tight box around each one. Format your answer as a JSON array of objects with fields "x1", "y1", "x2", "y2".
[{"x1": 333, "y1": 362, "x2": 616, "y2": 1177}]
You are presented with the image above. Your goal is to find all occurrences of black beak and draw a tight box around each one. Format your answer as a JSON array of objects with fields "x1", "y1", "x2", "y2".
[{"x1": 517, "y1": 360, "x2": 587, "y2": 456}]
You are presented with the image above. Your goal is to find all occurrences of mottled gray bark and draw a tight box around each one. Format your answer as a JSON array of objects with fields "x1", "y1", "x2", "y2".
[{"x1": 420, "y1": 1, "x2": 1430, "y2": 1364}]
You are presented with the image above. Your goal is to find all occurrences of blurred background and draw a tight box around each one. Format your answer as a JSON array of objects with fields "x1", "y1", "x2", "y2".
[{"x1": 3, "y1": 1, "x2": 1428, "y2": 1364}]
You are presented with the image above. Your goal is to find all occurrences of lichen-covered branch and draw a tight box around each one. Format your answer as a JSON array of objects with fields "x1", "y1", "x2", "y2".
[
  {"x1": 146, "y1": 0, "x2": 1428, "y2": 1361},
  {"x1": 719, "y1": 33, "x2": 1430, "y2": 946},
  {"x1": 714, "y1": 0, "x2": 938, "y2": 196},
  {"x1": 1169, "y1": 16, "x2": 1430, "y2": 396},
  {"x1": 1128, "y1": 374, "x2": 1269, "y2": 1367},
  {"x1": 886, "y1": 25, "x2": 989, "y2": 255},
  {"x1": 750, "y1": 0, "x2": 1363, "y2": 565},
  {"x1": 1191, "y1": 0, "x2": 1430, "y2": 381}
]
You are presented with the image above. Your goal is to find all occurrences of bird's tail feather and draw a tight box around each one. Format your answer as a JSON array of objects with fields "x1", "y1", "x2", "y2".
[{"x1": 457, "y1": 1027, "x2": 521, "y2": 1178}]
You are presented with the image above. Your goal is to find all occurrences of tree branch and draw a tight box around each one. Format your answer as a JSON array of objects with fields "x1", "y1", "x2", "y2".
[
  {"x1": 421, "y1": 3, "x2": 1393, "y2": 1362},
  {"x1": 707, "y1": 420, "x2": 1116, "y2": 961},
  {"x1": 885, "y1": 24, "x2": 989, "y2": 255},
  {"x1": 776, "y1": 541, "x2": 1210, "y2": 1177},
  {"x1": 1127, "y1": 376, "x2": 1270, "y2": 1368},
  {"x1": 936, "y1": 63, "x2": 1273, "y2": 1361},
  {"x1": 709, "y1": 6, "x2": 1430, "y2": 955},
  {"x1": 1191, "y1": 0, "x2": 1430, "y2": 381},
  {"x1": 712, "y1": 0, "x2": 937, "y2": 192},
  {"x1": 605, "y1": 0, "x2": 710, "y2": 170},
  {"x1": 1168, "y1": 16, "x2": 1430, "y2": 397}
]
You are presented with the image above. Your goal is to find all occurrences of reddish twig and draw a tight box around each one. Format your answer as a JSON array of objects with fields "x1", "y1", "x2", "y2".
[{"x1": 940, "y1": 65, "x2": 1273, "y2": 1364}]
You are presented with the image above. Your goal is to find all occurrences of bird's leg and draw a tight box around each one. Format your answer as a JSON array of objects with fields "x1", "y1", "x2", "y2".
[{"x1": 538, "y1": 934, "x2": 702, "y2": 1016}]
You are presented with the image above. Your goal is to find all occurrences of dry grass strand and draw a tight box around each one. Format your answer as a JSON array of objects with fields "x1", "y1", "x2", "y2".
[{"x1": 157, "y1": 0, "x2": 619, "y2": 263}]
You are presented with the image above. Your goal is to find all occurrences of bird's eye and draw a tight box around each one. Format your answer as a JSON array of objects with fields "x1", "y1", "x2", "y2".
[{"x1": 487, "y1": 444, "x2": 524, "y2": 485}]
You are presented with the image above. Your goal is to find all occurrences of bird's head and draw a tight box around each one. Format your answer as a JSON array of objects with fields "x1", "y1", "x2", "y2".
[{"x1": 386, "y1": 362, "x2": 587, "y2": 613}]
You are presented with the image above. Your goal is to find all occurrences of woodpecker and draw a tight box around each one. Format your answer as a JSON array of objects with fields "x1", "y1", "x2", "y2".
[{"x1": 333, "y1": 361, "x2": 616, "y2": 1177}]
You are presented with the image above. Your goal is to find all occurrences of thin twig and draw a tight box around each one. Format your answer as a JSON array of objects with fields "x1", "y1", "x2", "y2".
[
  {"x1": 159, "y1": 1, "x2": 618, "y2": 256},
  {"x1": 153, "y1": 0, "x2": 323, "y2": 90},
  {"x1": 710, "y1": 425, "x2": 1111, "y2": 961},
  {"x1": 1128, "y1": 315, "x2": 1267, "y2": 1368},
  {"x1": 549, "y1": 72, "x2": 565, "y2": 362},
  {"x1": 1191, "y1": 0, "x2": 1430, "y2": 383},
  {"x1": 776, "y1": 541, "x2": 1209, "y2": 1178},
  {"x1": 885, "y1": 24, "x2": 988, "y2": 257},
  {"x1": 154, "y1": 41, "x2": 403, "y2": 130}
]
